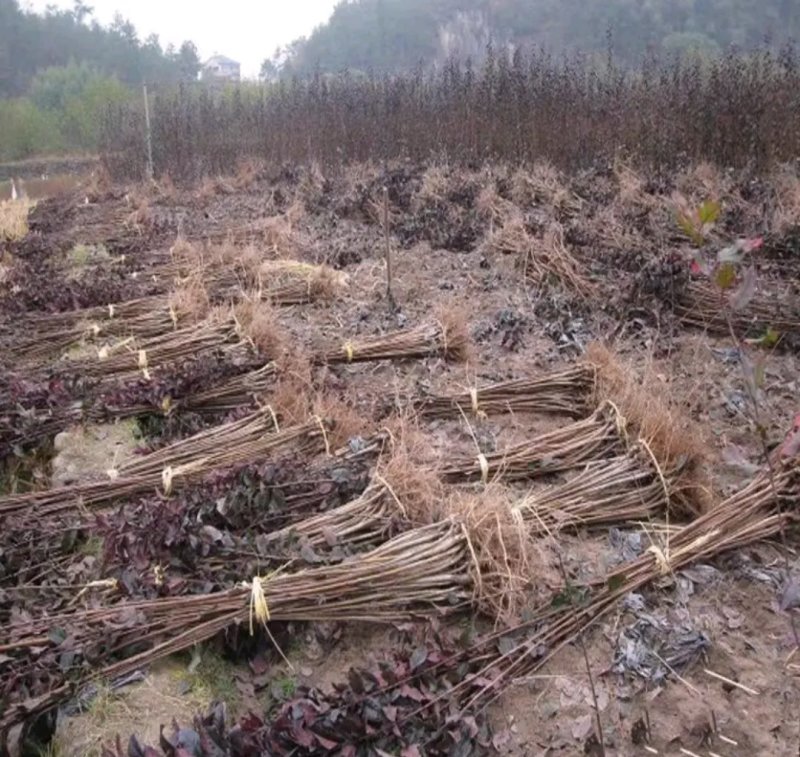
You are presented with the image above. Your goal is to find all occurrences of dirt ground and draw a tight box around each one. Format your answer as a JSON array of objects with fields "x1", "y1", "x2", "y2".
[{"x1": 2, "y1": 160, "x2": 799, "y2": 755}]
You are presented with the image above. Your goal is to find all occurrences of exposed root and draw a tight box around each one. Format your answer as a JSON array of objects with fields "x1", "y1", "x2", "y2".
[
  {"x1": 487, "y1": 207, "x2": 593, "y2": 296},
  {"x1": 445, "y1": 486, "x2": 531, "y2": 623},
  {"x1": 233, "y1": 299, "x2": 288, "y2": 360},
  {"x1": 587, "y1": 343, "x2": 711, "y2": 515}
]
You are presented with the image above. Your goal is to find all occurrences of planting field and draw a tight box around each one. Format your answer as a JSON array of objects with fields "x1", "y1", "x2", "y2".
[{"x1": 0, "y1": 160, "x2": 799, "y2": 756}]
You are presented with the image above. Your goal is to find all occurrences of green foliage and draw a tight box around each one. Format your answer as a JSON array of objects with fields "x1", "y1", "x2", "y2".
[
  {"x1": 0, "y1": 0, "x2": 197, "y2": 97},
  {"x1": 0, "y1": 64, "x2": 131, "y2": 159},
  {"x1": 714, "y1": 261, "x2": 737, "y2": 289},
  {"x1": 0, "y1": 98, "x2": 62, "y2": 160},
  {"x1": 30, "y1": 60, "x2": 96, "y2": 111}
]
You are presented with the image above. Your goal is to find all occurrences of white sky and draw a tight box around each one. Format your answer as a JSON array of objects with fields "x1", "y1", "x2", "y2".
[{"x1": 23, "y1": 0, "x2": 340, "y2": 77}]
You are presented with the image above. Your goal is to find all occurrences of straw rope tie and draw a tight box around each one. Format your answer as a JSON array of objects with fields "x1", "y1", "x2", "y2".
[
  {"x1": 646, "y1": 544, "x2": 671, "y2": 576},
  {"x1": 138, "y1": 349, "x2": 151, "y2": 380},
  {"x1": 478, "y1": 453, "x2": 490, "y2": 484},
  {"x1": 246, "y1": 576, "x2": 270, "y2": 635},
  {"x1": 313, "y1": 415, "x2": 331, "y2": 456},
  {"x1": 343, "y1": 341, "x2": 355, "y2": 363},
  {"x1": 74, "y1": 578, "x2": 118, "y2": 603},
  {"x1": 470, "y1": 387, "x2": 479, "y2": 414},
  {"x1": 265, "y1": 404, "x2": 280, "y2": 432},
  {"x1": 162, "y1": 466, "x2": 174, "y2": 495}
]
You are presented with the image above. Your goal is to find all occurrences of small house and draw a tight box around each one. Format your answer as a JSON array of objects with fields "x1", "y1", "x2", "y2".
[{"x1": 202, "y1": 55, "x2": 241, "y2": 83}]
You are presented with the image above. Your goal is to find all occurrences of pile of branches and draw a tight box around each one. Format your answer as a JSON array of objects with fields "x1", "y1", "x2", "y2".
[
  {"x1": 103, "y1": 459, "x2": 800, "y2": 756},
  {"x1": 6, "y1": 294, "x2": 170, "y2": 366},
  {"x1": 442, "y1": 403, "x2": 624, "y2": 483},
  {"x1": 5, "y1": 258, "x2": 346, "y2": 367},
  {"x1": 0, "y1": 350, "x2": 268, "y2": 457},
  {"x1": 372, "y1": 460, "x2": 800, "y2": 726},
  {"x1": 51, "y1": 313, "x2": 245, "y2": 383},
  {"x1": 258, "y1": 259, "x2": 348, "y2": 306},
  {"x1": 0, "y1": 411, "x2": 322, "y2": 518},
  {"x1": 418, "y1": 364, "x2": 595, "y2": 419}
]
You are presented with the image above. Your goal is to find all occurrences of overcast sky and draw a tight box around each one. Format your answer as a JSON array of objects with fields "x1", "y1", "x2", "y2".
[{"x1": 23, "y1": 0, "x2": 339, "y2": 76}]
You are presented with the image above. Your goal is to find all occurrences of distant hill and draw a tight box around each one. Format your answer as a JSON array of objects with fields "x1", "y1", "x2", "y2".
[{"x1": 269, "y1": 0, "x2": 799, "y2": 76}]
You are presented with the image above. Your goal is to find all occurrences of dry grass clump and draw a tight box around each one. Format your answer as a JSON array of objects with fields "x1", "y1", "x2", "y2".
[
  {"x1": 233, "y1": 158, "x2": 263, "y2": 189},
  {"x1": 233, "y1": 299, "x2": 289, "y2": 360},
  {"x1": 169, "y1": 235, "x2": 201, "y2": 266},
  {"x1": 510, "y1": 163, "x2": 581, "y2": 216},
  {"x1": 311, "y1": 391, "x2": 373, "y2": 451},
  {"x1": 0, "y1": 198, "x2": 33, "y2": 242},
  {"x1": 612, "y1": 161, "x2": 657, "y2": 209},
  {"x1": 590, "y1": 203, "x2": 646, "y2": 254},
  {"x1": 196, "y1": 175, "x2": 218, "y2": 202},
  {"x1": 770, "y1": 168, "x2": 800, "y2": 234},
  {"x1": 250, "y1": 214, "x2": 297, "y2": 256},
  {"x1": 587, "y1": 343, "x2": 712, "y2": 515},
  {"x1": 270, "y1": 376, "x2": 313, "y2": 428},
  {"x1": 416, "y1": 164, "x2": 451, "y2": 205}
]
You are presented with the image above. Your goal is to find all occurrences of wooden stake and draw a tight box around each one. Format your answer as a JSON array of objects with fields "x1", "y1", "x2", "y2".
[
  {"x1": 143, "y1": 83, "x2": 154, "y2": 181},
  {"x1": 382, "y1": 186, "x2": 395, "y2": 310}
]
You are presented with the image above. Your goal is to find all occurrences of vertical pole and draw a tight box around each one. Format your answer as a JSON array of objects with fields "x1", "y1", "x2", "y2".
[
  {"x1": 143, "y1": 83, "x2": 154, "y2": 180},
  {"x1": 383, "y1": 185, "x2": 394, "y2": 310}
]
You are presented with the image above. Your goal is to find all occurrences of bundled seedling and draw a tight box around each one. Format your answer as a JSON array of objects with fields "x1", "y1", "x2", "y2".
[
  {"x1": 675, "y1": 279, "x2": 800, "y2": 341},
  {"x1": 0, "y1": 521, "x2": 472, "y2": 733},
  {"x1": 435, "y1": 459, "x2": 800, "y2": 717},
  {"x1": 0, "y1": 411, "x2": 322, "y2": 518},
  {"x1": 418, "y1": 364, "x2": 595, "y2": 419},
  {"x1": 258, "y1": 259, "x2": 348, "y2": 305},
  {"x1": 319, "y1": 318, "x2": 469, "y2": 365},
  {"x1": 54, "y1": 310, "x2": 243, "y2": 383},
  {"x1": 0, "y1": 450, "x2": 374, "y2": 614},
  {"x1": 512, "y1": 444, "x2": 684, "y2": 532},
  {"x1": 442, "y1": 403, "x2": 625, "y2": 484}
]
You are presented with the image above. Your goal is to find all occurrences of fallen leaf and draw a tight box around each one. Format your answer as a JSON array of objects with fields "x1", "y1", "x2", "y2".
[
  {"x1": 571, "y1": 714, "x2": 594, "y2": 740},
  {"x1": 492, "y1": 730, "x2": 512, "y2": 749},
  {"x1": 779, "y1": 580, "x2": 800, "y2": 611}
]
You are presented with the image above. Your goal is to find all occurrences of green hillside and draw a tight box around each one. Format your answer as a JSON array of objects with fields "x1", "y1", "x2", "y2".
[{"x1": 271, "y1": 0, "x2": 798, "y2": 76}]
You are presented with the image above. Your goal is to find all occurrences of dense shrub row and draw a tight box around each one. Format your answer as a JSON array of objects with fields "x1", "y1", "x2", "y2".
[{"x1": 103, "y1": 46, "x2": 800, "y2": 181}]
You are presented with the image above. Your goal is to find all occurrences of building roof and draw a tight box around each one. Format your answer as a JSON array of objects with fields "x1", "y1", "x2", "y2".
[{"x1": 204, "y1": 55, "x2": 240, "y2": 67}]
